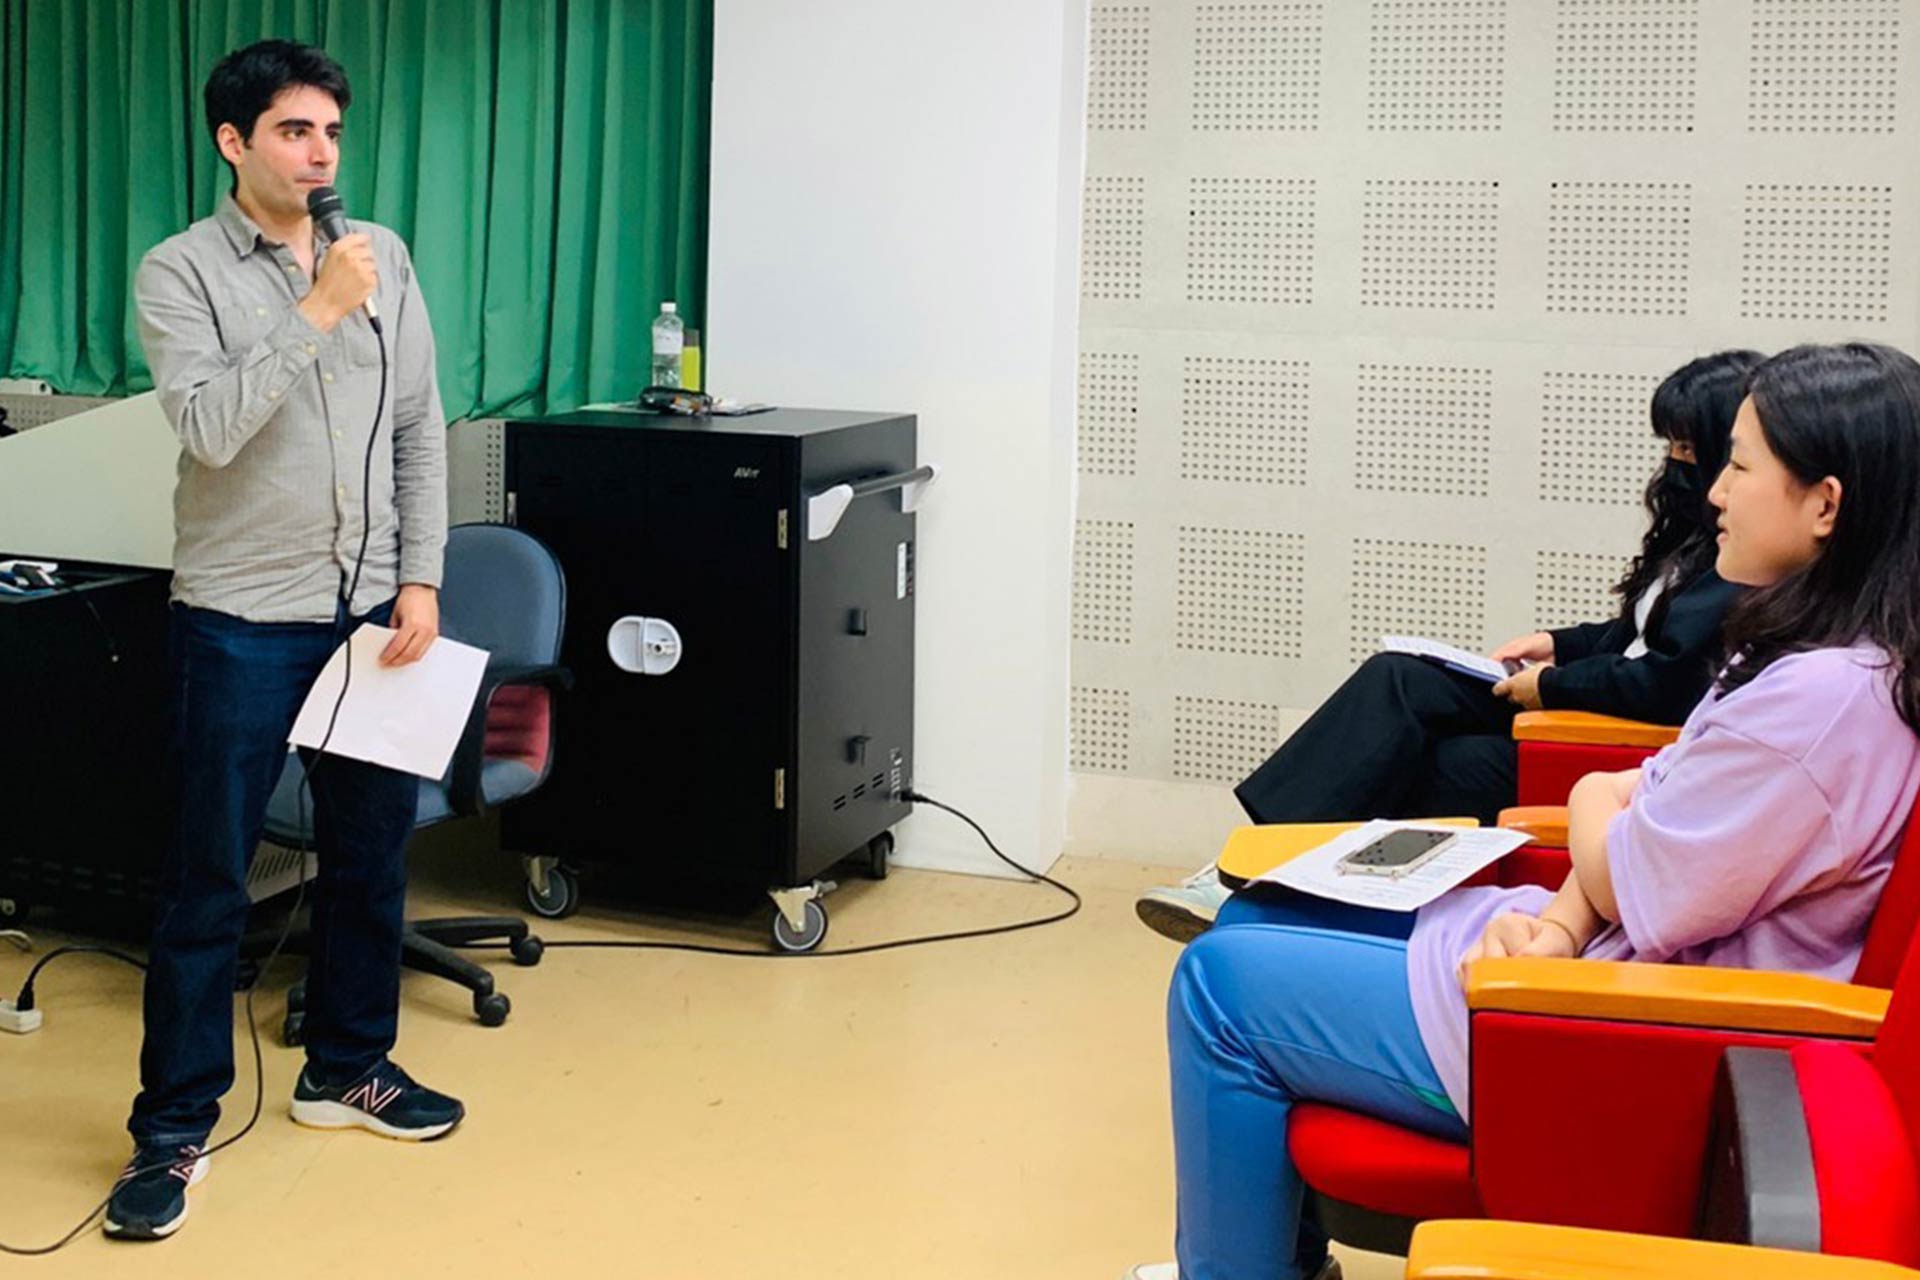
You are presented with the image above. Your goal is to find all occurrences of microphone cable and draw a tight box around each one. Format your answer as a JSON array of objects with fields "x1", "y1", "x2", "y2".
[{"x1": 0, "y1": 294, "x2": 387, "y2": 1257}]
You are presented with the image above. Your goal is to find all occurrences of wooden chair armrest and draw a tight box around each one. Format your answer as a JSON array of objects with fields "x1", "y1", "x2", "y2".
[
  {"x1": 1465, "y1": 957, "x2": 1889, "y2": 1039},
  {"x1": 1497, "y1": 806, "x2": 1568, "y2": 846},
  {"x1": 1406, "y1": 1219, "x2": 1915, "y2": 1280},
  {"x1": 1512, "y1": 711, "x2": 1681, "y2": 749}
]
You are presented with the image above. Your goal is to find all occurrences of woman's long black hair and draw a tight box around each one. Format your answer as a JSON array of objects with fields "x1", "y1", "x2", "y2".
[
  {"x1": 1614, "y1": 350, "x2": 1766, "y2": 612},
  {"x1": 1717, "y1": 342, "x2": 1920, "y2": 731}
]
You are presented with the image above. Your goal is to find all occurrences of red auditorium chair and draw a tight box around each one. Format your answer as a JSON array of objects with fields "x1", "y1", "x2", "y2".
[
  {"x1": 1511, "y1": 710, "x2": 1679, "y2": 807},
  {"x1": 1395, "y1": 932, "x2": 1920, "y2": 1276},
  {"x1": 1213, "y1": 799, "x2": 1920, "y2": 1257}
]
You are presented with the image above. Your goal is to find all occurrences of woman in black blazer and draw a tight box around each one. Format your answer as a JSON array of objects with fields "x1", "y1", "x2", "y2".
[{"x1": 1138, "y1": 350, "x2": 1762, "y2": 942}]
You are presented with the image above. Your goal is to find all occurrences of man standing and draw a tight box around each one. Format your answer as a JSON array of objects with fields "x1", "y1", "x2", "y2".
[{"x1": 111, "y1": 40, "x2": 459, "y2": 1240}]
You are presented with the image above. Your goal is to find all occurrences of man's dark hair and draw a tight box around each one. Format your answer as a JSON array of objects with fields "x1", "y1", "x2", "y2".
[{"x1": 202, "y1": 39, "x2": 351, "y2": 166}]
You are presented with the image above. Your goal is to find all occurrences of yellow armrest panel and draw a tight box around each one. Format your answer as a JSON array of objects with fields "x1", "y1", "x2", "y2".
[
  {"x1": 1407, "y1": 1219, "x2": 1917, "y2": 1280},
  {"x1": 1465, "y1": 956, "x2": 1889, "y2": 1039},
  {"x1": 1217, "y1": 818, "x2": 1479, "y2": 884},
  {"x1": 1512, "y1": 710, "x2": 1681, "y2": 749},
  {"x1": 1497, "y1": 806, "x2": 1568, "y2": 846}
]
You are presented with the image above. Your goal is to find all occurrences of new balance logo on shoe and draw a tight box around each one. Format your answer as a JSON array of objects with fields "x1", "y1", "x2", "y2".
[{"x1": 340, "y1": 1079, "x2": 404, "y2": 1115}]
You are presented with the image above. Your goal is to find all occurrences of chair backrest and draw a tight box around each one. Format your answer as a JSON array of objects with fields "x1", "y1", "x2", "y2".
[
  {"x1": 438, "y1": 523, "x2": 566, "y2": 666},
  {"x1": 1875, "y1": 929, "x2": 1920, "y2": 1173},
  {"x1": 1855, "y1": 798, "x2": 1920, "y2": 986}
]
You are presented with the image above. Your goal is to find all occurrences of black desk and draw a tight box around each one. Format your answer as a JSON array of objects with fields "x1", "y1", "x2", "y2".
[{"x1": 0, "y1": 561, "x2": 171, "y2": 924}]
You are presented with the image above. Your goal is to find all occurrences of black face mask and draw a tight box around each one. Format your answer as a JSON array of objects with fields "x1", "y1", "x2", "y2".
[{"x1": 1662, "y1": 457, "x2": 1703, "y2": 498}]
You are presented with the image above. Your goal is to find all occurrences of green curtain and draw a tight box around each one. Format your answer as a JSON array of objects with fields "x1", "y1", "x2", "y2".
[{"x1": 0, "y1": 0, "x2": 710, "y2": 417}]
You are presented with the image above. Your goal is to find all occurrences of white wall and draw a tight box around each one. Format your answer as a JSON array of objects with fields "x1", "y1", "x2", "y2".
[
  {"x1": 708, "y1": 1, "x2": 1089, "y2": 876},
  {"x1": 0, "y1": 393, "x2": 176, "y2": 568},
  {"x1": 1067, "y1": 0, "x2": 1920, "y2": 870}
]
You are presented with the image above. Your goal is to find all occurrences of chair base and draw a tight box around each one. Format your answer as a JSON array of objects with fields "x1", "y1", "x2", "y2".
[{"x1": 242, "y1": 914, "x2": 542, "y2": 1040}]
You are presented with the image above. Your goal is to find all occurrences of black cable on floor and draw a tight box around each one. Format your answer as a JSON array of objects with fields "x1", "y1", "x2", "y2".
[
  {"x1": 483, "y1": 790, "x2": 1080, "y2": 959},
  {"x1": 0, "y1": 321, "x2": 389, "y2": 1258}
]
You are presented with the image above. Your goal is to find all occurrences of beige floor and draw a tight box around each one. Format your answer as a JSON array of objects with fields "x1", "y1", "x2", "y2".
[{"x1": 0, "y1": 842, "x2": 1403, "y2": 1279}]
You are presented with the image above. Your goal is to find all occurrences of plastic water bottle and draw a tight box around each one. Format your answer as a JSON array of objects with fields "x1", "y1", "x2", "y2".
[{"x1": 651, "y1": 301, "x2": 684, "y2": 388}]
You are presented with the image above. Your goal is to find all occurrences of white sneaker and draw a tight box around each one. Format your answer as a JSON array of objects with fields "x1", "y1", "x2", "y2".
[
  {"x1": 1135, "y1": 863, "x2": 1229, "y2": 943},
  {"x1": 1124, "y1": 1260, "x2": 1340, "y2": 1280}
]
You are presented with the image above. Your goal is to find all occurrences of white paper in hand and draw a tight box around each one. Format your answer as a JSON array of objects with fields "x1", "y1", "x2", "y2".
[{"x1": 289, "y1": 625, "x2": 490, "y2": 780}]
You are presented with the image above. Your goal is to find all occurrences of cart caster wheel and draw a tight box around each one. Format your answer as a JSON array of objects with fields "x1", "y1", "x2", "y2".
[
  {"x1": 282, "y1": 1010, "x2": 306, "y2": 1047},
  {"x1": 771, "y1": 899, "x2": 829, "y2": 953},
  {"x1": 509, "y1": 935, "x2": 545, "y2": 966},
  {"x1": 866, "y1": 832, "x2": 893, "y2": 880},
  {"x1": 525, "y1": 866, "x2": 578, "y2": 919},
  {"x1": 475, "y1": 991, "x2": 511, "y2": 1027}
]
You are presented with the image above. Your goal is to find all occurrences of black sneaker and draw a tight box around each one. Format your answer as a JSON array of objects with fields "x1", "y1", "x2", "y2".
[
  {"x1": 103, "y1": 1144, "x2": 207, "y2": 1240},
  {"x1": 290, "y1": 1060, "x2": 465, "y2": 1141}
]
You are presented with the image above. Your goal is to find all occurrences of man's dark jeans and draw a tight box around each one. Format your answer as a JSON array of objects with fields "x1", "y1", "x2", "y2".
[{"x1": 129, "y1": 597, "x2": 415, "y2": 1146}]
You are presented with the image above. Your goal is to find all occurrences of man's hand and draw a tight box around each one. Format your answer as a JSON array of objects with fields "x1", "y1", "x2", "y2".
[
  {"x1": 298, "y1": 232, "x2": 378, "y2": 333},
  {"x1": 1490, "y1": 631, "x2": 1555, "y2": 666},
  {"x1": 382, "y1": 584, "x2": 439, "y2": 667},
  {"x1": 1492, "y1": 661, "x2": 1551, "y2": 709}
]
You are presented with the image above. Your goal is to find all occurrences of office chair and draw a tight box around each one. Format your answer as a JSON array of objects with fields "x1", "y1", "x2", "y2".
[{"x1": 250, "y1": 523, "x2": 572, "y2": 1039}]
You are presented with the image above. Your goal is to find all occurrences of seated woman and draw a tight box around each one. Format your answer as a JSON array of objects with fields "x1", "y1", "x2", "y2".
[
  {"x1": 1129, "y1": 343, "x2": 1920, "y2": 1280},
  {"x1": 1137, "y1": 349, "x2": 1763, "y2": 942}
]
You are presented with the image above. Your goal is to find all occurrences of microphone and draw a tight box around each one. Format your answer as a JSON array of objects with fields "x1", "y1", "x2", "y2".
[{"x1": 305, "y1": 185, "x2": 382, "y2": 333}]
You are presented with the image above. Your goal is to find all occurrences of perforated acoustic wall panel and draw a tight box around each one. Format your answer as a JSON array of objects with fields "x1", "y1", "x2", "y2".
[
  {"x1": 1180, "y1": 356, "x2": 1310, "y2": 485},
  {"x1": 1090, "y1": 5, "x2": 1154, "y2": 131},
  {"x1": 1355, "y1": 363, "x2": 1492, "y2": 497},
  {"x1": 1188, "y1": 177, "x2": 1317, "y2": 305},
  {"x1": 1741, "y1": 184, "x2": 1895, "y2": 323},
  {"x1": 1193, "y1": 2, "x2": 1325, "y2": 131},
  {"x1": 1175, "y1": 525, "x2": 1306, "y2": 658},
  {"x1": 1172, "y1": 694, "x2": 1287, "y2": 782},
  {"x1": 1368, "y1": 0, "x2": 1508, "y2": 131},
  {"x1": 1070, "y1": 686, "x2": 1134, "y2": 773},
  {"x1": 1535, "y1": 549, "x2": 1630, "y2": 630},
  {"x1": 1546, "y1": 182, "x2": 1692, "y2": 317},
  {"x1": 1082, "y1": 176, "x2": 1147, "y2": 301},
  {"x1": 1073, "y1": 0, "x2": 1920, "y2": 790},
  {"x1": 1072, "y1": 518, "x2": 1136, "y2": 645},
  {"x1": 1539, "y1": 370, "x2": 1667, "y2": 505},
  {"x1": 1749, "y1": 0, "x2": 1901, "y2": 135},
  {"x1": 1349, "y1": 538, "x2": 1489, "y2": 664},
  {"x1": 1553, "y1": 0, "x2": 1700, "y2": 133},
  {"x1": 1360, "y1": 180, "x2": 1501, "y2": 311},
  {"x1": 1079, "y1": 351, "x2": 1142, "y2": 476},
  {"x1": 0, "y1": 392, "x2": 118, "y2": 431}
]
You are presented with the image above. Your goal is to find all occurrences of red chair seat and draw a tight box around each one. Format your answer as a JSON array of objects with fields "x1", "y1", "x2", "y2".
[
  {"x1": 1792, "y1": 1042, "x2": 1920, "y2": 1265},
  {"x1": 485, "y1": 685, "x2": 553, "y2": 774},
  {"x1": 1288, "y1": 1104, "x2": 1480, "y2": 1221}
]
